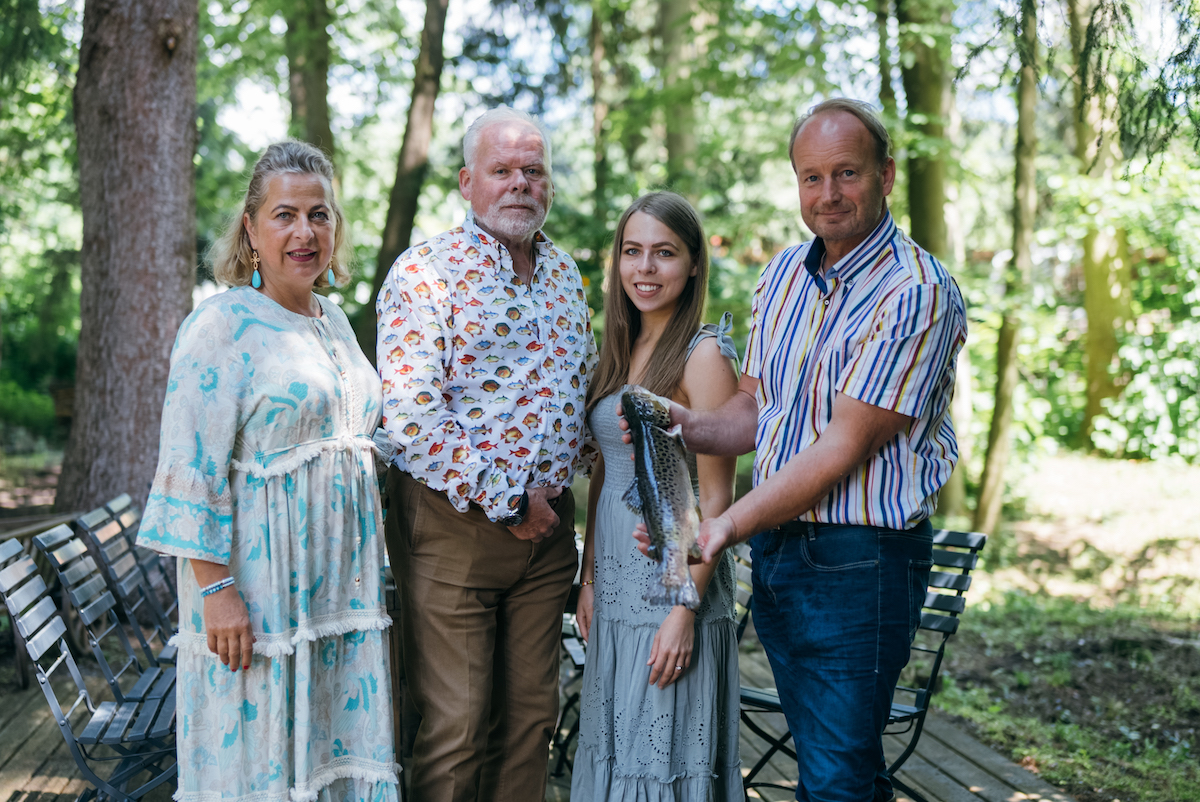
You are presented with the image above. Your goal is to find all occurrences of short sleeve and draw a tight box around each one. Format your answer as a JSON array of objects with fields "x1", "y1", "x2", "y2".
[
  {"x1": 138, "y1": 303, "x2": 245, "y2": 564},
  {"x1": 837, "y1": 283, "x2": 965, "y2": 419}
]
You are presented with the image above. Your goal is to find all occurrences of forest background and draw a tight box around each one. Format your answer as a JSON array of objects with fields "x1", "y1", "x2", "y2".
[{"x1": 0, "y1": 0, "x2": 1199, "y2": 799}]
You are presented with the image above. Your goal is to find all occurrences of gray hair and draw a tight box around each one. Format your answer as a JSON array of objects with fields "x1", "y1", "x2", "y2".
[
  {"x1": 209, "y1": 140, "x2": 352, "y2": 288},
  {"x1": 462, "y1": 106, "x2": 553, "y2": 176},
  {"x1": 789, "y1": 98, "x2": 892, "y2": 172}
]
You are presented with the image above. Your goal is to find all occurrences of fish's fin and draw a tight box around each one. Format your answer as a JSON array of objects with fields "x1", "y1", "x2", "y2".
[
  {"x1": 665, "y1": 424, "x2": 687, "y2": 450},
  {"x1": 622, "y1": 479, "x2": 643, "y2": 515}
]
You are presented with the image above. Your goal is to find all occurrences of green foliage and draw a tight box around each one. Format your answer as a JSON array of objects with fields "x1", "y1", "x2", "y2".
[{"x1": 0, "y1": 380, "x2": 55, "y2": 437}]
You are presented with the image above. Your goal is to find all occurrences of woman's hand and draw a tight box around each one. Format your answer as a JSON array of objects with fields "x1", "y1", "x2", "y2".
[
  {"x1": 647, "y1": 606, "x2": 696, "y2": 689},
  {"x1": 576, "y1": 582, "x2": 595, "y2": 643},
  {"x1": 204, "y1": 587, "x2": 255, "y2": 672}
]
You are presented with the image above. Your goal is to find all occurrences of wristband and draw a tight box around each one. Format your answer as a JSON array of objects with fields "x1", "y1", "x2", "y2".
[{"x1": 200, "y1": 576, "x2": 236, "y2": 597}]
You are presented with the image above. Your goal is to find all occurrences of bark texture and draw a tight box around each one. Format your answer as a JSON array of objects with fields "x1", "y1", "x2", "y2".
[
  {"x1": 1068, "y1": 0, "x2": 1130, "y2": 444},
  {"x1": 655, "y1": 0, "x2": 700, "y2": 200},
  {"x1": 354, "y1": 0, "x2": 449, "y2": 357},
  {"x1": 876, "y1": 0, "x2": 897, "y2": 120},
  {"x1": 285, "y1": 0, "x2": 335, "y2": 159},
  {"x1": 974, "y1": 0, "x2": 1037, "y2": 535},
  {"x1": 58, "y1": 0, "x2": 198, "y2": 512},
  {"x1": 898, "y1": 0, "x2": 965, "y2": 516},
  {"x1": 591, "y1": 0, "x2": 610, "y2": 219}
]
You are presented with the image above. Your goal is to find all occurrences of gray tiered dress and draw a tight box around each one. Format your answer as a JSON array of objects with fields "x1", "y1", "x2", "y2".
[{"x1": 571, "y1": 317, "x2": 742, "y2": 801}]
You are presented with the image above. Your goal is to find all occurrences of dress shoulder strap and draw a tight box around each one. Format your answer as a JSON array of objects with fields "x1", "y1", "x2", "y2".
[{"x1": 685, "y1": 311, "x2": 739, "y2": 361}]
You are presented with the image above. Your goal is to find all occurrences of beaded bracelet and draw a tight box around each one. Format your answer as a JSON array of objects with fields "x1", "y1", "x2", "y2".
[
  {"x1": 200, "y1": 576, "x2": 236, "y2": 597},
  {"x1": 581, "y1": 579, "x2": 595, "y2": 587}
]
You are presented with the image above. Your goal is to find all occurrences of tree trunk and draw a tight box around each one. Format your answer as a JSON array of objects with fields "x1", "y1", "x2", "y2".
[
  {"x1": 655, "y1": 0, "x2": 698, "y2": 200},
  {"x1": 973, "y1": 0, "x2": 1037, "y2": 535},
  {"x1": 1068, "y1": 0, "x2": 1130, "y2": 444},
  {"x1": 898, "y1": 0, "x2": 964, "y2": 516},
  {"x1": 591, "y1": 0, "x2": 609, "y2": 219},
  {"x1": 58, "y1": 0, "x2": 197, "y2": 513},
  {"x1": 353, "y1": 0, "x2": 449, "y2": 357},
  {"x1": 896, "y1": 0, "x2": 952, "y2": 258},
  {"x1": 876, "y1": 0, "x2": 897, "y2": 120},
  {"x1": 284, "y1": 0, "x2": 335, "y2": 160}
]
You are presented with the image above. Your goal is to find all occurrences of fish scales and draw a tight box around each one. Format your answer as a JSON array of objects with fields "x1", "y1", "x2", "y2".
[{"x1": 621, "y1": 386, "x2": 702, "y2": 610}]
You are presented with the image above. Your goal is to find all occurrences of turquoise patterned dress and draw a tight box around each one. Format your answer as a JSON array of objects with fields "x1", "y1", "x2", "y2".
[{"x1": 139, "y1": 287, "x2": 399, "y2": 802}]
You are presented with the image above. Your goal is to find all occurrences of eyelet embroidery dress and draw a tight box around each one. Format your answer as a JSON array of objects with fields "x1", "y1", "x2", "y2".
[
  {"x1": 139, "y1": 287, "x2": 398, "y2": 802},
  {"x1": 570, "y1": 316, "x2": 743, "y2": 801}
]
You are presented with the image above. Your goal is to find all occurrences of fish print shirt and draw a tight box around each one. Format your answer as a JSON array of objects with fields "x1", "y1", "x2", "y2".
[
  {"x1": 743, "y1": 211, "x2": 967, "y2": 530},
  {"x1": 377, "y1": 213, "x2": 598, "y2": 521}
]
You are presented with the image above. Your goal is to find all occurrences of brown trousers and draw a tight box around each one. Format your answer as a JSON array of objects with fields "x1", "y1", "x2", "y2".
[{"x1": 384, "y1": 467, "x2": 577, "y2": 802}]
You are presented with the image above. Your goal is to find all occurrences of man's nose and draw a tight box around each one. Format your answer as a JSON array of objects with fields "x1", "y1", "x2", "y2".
[
  {"x1": 820, "y1": 178, "x2": 841, "y2": 203},
  {"x1": 508, "y1": 170, "x2": 529, "y2": 192}
]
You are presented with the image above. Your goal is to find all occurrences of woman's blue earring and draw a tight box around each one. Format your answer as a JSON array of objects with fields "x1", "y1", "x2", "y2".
[
  {"x1": 327, "y1": 267, "x2": 336, "y2": 287},
  {"x1": 250, "y1": 250, "x2": 262, "y2": 289}
]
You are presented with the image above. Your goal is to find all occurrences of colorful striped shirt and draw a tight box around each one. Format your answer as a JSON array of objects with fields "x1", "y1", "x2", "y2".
[{"x1": 741, "y1": 211, "x2": 967, "y2": 530}]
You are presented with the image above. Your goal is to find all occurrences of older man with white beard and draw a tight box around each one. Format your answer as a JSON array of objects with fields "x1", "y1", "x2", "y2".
[{"x1": 376, "y1": 107, "x2": 597, "y2": 802}]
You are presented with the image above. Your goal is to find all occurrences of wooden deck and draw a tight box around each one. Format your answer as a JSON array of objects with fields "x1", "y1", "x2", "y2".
[
  {"x1": 546, "y1": 643, "x2": 1077, "y2": 802},
  {"x1": 1, "y1": 646, "x2": 1073, "y2": 802}
]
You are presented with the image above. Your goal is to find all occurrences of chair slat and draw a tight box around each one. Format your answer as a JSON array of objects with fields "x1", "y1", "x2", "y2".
[
  {"x1": 33, "y1": 523, "x2": 74, "y2": 551},
  {"x1": 923, "y1": 592, "x2": 966, "y2": 614},
  {"x1": 111, "y1": 551, "x2": 139, "y2": 582},
  {"x1": 927, "y1": 570, "x2": 971, "y2": 592},
  {"x1": 151, "y1": 690, "x2": 176, "y2": 739},
  {"x1": 931, "y1": 529, "x2": 987, "y2": 550},
  {"x1": 93, "y1": 520, "x2": 124, "y2": 545},
  {"x1": 149, "y1": 668, "x2": 176, "y2": 699},
  {"x1": 919, "y1": 611, "x2": 960, "y2": 634},
  {"x1": 128, "y1": 696, "x2": 165, "y2": 741},
  {"x1": 119, "y1": 510, "x2": 141, "y2": 529},
  {"x1": 17, "y1": 596, "x2": 58, "y2": 640},
  {"x1": 70, "y1": 574, "x2": 109, "y2": 608},
  {"x1": 932, "y1": 548, "x2": 978, "y2": 571},
  {"x1": 5, "y1": 574, "x2": 49, "y2": 618},
  {"x1": 0, "y1": 558, "x2": 36, "y2": 593},
  {"x1": 27, "y1": 616, "x2": 67, "y2": 661},
  {"x1": 129, "y1": 667, "x2": 163, "y2": 702},
  {"x1": 79, "y1": 590, "x2": 118, "y2": 627},
  {"x1": 101, "y1": 702, "x2": 140, "y2": 744},
  {"x1": 61, "y1": 556, "x2": 100, "y2": 589},
  {"x1": 49, "y1": 538, "x2": 90, "y2": 569},
  {"x1": 740, "y1": 686, "x2": 781, "y2": 710},
  {"x1": 78, "y1": 507, "x2": 110, "y2": 529},
  {"x1": 0, "y1": 538, "x2": 23, "y2": 562},
  {"x1": 80, "y1": 701, "x2": 118, "y2": 744},
  {"x1": 158, "y1": 643, "x2": 178, "y2": 663},
  {"x1": 106, "y1": 493, "x2": 134, "y2": 515}
]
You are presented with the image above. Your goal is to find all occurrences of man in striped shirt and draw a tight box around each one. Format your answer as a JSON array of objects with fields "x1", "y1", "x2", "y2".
[{"x1": 633, "y1": 98, "x2": 966, "y2": 800}]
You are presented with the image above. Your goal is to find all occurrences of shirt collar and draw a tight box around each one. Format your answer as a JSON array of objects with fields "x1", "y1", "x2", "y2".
[
  {"x1": 462, "y1": 211, "x2": 554, "y2": 271},
  {"x1": 803, "y1": 210, "x2": 897, "y2": 293}
]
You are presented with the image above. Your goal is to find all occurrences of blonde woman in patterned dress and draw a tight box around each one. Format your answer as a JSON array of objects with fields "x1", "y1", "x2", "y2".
[
  {"x1": 571, "y1": 191, "x2": 742, "y2": 800},
  {"x1": 138, "y1": 141, "x2": 398, "y2": 802}
]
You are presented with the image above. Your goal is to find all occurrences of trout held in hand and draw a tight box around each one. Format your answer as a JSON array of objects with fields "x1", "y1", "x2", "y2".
[{"x1": 621, "y1": 386, "x2": 702, "y2": 610}]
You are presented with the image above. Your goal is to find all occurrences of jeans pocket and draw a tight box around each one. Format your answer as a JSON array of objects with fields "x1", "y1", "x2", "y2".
[
  {"x1": 751, "y1": 530, "x2": 784, "y2": 605},
  {"x1": 907, "y1": 558, "x2": 934, "y2": 642},
  {"x1": 799, "y1": 527, "x2": 879, "y2": 572}
]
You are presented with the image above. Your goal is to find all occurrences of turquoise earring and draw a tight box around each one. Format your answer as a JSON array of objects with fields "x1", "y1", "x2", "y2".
[
  {"x1": 327, "y1": 267, "x2": 336, "y2": 287},
  {"x1": 251, "y1": 250, "x2": 262, "y2": 289}
]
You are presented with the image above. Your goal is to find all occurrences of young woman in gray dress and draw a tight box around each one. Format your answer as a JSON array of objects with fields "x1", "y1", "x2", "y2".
[{"x1": 571, "y1": 192, "x2": 742, "y2": 800}]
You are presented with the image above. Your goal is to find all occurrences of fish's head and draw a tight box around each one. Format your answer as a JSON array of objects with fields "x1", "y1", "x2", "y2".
[{"x1": 621, "y1": 386, "x2": 672, "y2": 432}]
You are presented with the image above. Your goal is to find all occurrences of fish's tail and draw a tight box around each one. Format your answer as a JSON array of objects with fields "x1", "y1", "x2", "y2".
[{"x1": 643, "y1": 542, "x2": 702, "y2": 610}]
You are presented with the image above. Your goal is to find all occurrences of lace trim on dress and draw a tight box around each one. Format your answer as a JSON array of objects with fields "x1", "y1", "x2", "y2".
[
  {"x1": 230, "y1": 434, "x2": 383, "y2": 480},
  {"x1": 170, "y1": 609, "x2": 392, "y2": 658},
  {"x1": 171, "y1": 755, "x2": 400, "y2": 802}
]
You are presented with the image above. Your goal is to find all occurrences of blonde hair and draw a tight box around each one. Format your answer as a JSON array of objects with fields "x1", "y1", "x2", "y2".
[
  {"x1": 210, "y1": 140, "x2": 351, "y2": 288},
  {"x1": 586, "y1": 192, "x2": 709, "y2": 417}
]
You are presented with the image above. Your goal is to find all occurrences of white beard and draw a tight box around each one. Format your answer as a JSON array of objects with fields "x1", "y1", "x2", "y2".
[{"x1": 478, "y1": 196, "x2": 548, "y2": 241}]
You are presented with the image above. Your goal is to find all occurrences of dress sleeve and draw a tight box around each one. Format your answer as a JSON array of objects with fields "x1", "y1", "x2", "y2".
[
  {"x1": 137, "y1": 303, "x2": 244, "y2": 564},
  {"x1": 376, "y1": 255, "x2": 523, "y2": 521},
  {"x1": 837, "y1": 283, "x2": 965, "y2": 418}
]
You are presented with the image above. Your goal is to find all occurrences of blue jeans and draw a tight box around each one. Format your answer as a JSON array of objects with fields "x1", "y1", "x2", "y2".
[{"x1": 750, "y1": 520, "x2": 933, "y2": 802}]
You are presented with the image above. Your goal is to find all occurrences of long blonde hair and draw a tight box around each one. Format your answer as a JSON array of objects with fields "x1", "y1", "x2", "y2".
[
  {"x1": 586, "y1": 192, "x2": 710, "y2": 417},
  {"x1": 209, "y1": 140, "x2": 352, "y2": 288}
]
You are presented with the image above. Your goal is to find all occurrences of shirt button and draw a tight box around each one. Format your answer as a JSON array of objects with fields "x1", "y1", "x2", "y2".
[{"x1": 823, "y1": 299, "x2": 830, "y2": 306}]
